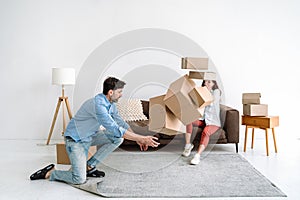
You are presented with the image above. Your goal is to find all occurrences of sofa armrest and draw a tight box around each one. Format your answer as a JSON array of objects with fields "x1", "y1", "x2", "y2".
[{"x1": 220, "y1": 104, "x2": 240, "y2": 143}]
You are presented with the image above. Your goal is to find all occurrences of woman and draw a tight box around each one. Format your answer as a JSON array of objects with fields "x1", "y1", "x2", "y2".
[{"x1": 182, "y1": 79, "x2": 221, "y2": 165}]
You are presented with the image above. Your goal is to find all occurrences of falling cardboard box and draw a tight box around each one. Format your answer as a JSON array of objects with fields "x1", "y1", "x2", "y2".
[
  {"x1": 163, "y1": 75, "x2": 205, "y2": 125},
  {"x1": 181, "y1": 57, "x2": 209, "y2": 70},
  {"x1": 56, "y1": 142, "x2": 97, "y2": 165},
  {"x1": 189, "y1": 86, "x2": 214, "y2": 108},
  {"x1": 243, "y1": 104, "x2": 268, "y2": 116},
  {"x1": 242, "y1": 93, "x2": 261, "y2": 104},
  {"x1": 188, "y1": 71, "x2": 217, "y2": 80},
  {"x1": 149, "y1": 95, "x2": 186, "y2": 135}
]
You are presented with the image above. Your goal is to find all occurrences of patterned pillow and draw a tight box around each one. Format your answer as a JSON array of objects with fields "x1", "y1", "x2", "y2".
[{"x1": 116, "y1": 99, "x2": 148, "y2": 122}]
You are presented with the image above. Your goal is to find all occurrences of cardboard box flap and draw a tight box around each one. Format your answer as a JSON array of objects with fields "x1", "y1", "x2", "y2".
[
  {"x1": 163, "y1": 75, "x2": 196, "y2": 114},
  {"x1": 163, "y1": 75, "x2": 204, "y2": 125},
  {"x1": 189, "y1": 71, "x2": 217, "y2": 80},
  {"x1": 181, "y1": 57, "x2": 209, "y2": 70},
  {"x1": 165, "y1": 75, "x2": 195, "y2": 95},
  {"x1": 149, "y1": 95, "x2": 166, "y2": 130},
  {"x1": 189, "y1": 86, "x2": 214, "y2": 108},
  {"x1": 149, "y1": 95, "x2": 185, "y2": 135}
]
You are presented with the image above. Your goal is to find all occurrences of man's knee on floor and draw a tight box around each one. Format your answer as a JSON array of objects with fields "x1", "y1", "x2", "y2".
[{"x1": 72, "y1": 174, "x2": 86, "y2": 185}]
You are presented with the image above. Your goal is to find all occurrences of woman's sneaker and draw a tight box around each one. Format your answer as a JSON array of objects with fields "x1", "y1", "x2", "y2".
[
  {"x1": 182, "y1": 144, "x2": 194, "y2": 157},
  {"x1": 190, "y1": 154, "x2": 200, "y2": 165}
]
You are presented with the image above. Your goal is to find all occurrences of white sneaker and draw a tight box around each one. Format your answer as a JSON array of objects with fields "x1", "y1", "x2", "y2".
[
  {"x1": 182, "y1": 144, "x2": 194, "y2": 157},
  {"x1": 190, "y1": 154, "x2": 200, "y2": 165}
]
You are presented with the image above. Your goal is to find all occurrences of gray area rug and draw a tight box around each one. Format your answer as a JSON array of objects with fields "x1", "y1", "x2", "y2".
[{"x1": 71, "y1": 152, "x2": 286, "y2": 198}]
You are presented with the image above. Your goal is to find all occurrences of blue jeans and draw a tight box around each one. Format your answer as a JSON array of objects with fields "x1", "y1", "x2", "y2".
[{"x1": 49, "y1": 131, "x2": 123, "y2": 184}]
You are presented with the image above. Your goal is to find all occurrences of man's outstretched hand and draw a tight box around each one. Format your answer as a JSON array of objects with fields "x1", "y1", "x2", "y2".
[
  {"x1": 137, "y1": 136, "x2": 160, "y2": 151},
  {"x1": 137, "y1": 141, "x2": 148, "y2": 151}
]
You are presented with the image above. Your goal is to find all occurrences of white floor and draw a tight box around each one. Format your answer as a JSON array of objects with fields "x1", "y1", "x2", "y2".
[{"x1": 0, "y1": 137, "x2": 299, "y2": 200}]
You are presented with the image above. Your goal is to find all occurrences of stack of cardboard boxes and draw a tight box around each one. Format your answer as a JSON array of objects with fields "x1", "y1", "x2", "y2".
[
  {"x1": 149, "y1": 57, "x2": 216, "y2": 135},
  {"x1": 242, "y1": 93, "x2": 268, "y2": 116}
]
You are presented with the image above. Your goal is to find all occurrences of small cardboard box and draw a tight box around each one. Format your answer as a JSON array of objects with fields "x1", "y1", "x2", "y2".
[
  {"x1": 242, "y1": 93, "x2": 261, "y2": 104},
  {"x1": 56, "y1": 142, "x2": 97, "y2": 165},
  {"x1": 189, "y1": 86, "x2": 214, "y2": 108},
  {"x1": 181, "y1": 57, "x2": 209, "y2": 70},
  {"x1": 163, "y1": 75, "x2": 204, "y2": 125},
  {"x1": 188, "y1": 71, "x2": 217, "y2": 80},
  {"x1": 149, "y1": 95, "x2": 186, "y2": 135},
  {"x1": 242, "y1": 116, "x2": 279, "y2": 128},
  {"x1": 243, "y1": 104, "x2": 268, "y2": 116}
]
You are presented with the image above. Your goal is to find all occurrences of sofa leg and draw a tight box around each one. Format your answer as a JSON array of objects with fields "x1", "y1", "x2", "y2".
[{"x1": 235, "y1": 143, "x2": 238, "y2": 153}]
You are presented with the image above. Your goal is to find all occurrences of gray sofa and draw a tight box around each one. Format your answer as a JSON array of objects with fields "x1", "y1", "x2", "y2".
[{"x1": 121, "y1": 101, "x2": 240, "y2": 152}]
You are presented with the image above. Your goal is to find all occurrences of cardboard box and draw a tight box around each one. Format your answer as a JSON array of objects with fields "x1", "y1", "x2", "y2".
[
  {"x1": 149, "y1": 95, "x2": 186, "y2": 135},
  {"x1": 242, "y1": 93, "x2": 261, "y2": 104},
  {"x1": 188, "y1": 71, "x2": 217, "y2": 80},
  {"x1": 181, "y1": 57, "x2": 209, "y2": 70},
  {"x1": 163, "y1": 75, "x2": 204, "y2": 125},
  {"x1": 243, "y1": 104, "x2": 268, "y2": 116},
  {"x1": 189, "y1": 86, "x2": 214, "y2": 108},
  {"x1": 242, "y1": 115, "x2": 279, "y2": 128},
  {"x1": 56, "y1": 142, "x2": 97, "y2": 165}
]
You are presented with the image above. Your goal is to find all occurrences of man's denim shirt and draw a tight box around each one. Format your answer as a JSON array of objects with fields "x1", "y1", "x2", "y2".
[{"x1": 64, "y1": 93, "x2": 129, "y2": 142}]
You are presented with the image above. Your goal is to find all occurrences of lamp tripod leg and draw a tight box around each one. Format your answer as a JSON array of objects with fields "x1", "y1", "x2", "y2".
[
  {"x1": 65, "y1": 97, "x2": 73, "y2": 119},
  {"x1": 62, "y1": 99, "x2": 66, "y2": 136},
  {"x1": 46, "y1": 98, "x2": 62, "y2": 145},
  {"x1": 61, "y1": 97, "x2": 73, "y2": 136}
]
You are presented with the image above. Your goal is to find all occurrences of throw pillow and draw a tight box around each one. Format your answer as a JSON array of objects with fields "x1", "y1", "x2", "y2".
[{"x1": 116, "y1": 98, "x2": 148, "y2": 122}]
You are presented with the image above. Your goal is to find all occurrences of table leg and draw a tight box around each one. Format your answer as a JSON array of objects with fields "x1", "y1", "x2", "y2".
[
  {"x1": 265, "y1": 128, "x2": 269, "y2": 156},
  {"x1": 244, "y1": 125, "x2": 248, "y2": 152},
  {"x1": 251, "y1": 128, "x2": 255, "y2": 149},
  {"x1": 272, "y1": 128, "x2": 278, "y2": 153}
]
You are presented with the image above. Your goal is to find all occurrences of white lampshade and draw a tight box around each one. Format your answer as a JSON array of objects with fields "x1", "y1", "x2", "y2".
[{"x1": 52, "y1": 68, "x2": 75, "y2": 85}]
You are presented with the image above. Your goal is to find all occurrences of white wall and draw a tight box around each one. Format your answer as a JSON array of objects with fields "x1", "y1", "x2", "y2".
[{"x1": 0, "y1": 0, "x2": 299, "y2": 141}]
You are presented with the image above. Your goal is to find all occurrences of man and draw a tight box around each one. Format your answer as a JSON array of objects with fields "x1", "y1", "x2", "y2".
[{"x1": 30, "y1": 77, "x2": 160, "y2": 184}]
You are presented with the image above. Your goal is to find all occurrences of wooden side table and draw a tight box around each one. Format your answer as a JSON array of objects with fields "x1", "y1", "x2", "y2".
[{"x1": 241, "y1": 115, "x2": 279, "y2": 156}]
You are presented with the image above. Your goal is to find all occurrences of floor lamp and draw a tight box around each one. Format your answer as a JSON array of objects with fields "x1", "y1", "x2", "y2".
[{"x1": 46, "y1": 68, "x2": 75, "y2": 145}]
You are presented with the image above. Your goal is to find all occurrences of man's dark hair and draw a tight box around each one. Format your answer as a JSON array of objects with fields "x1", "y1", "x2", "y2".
[{"x1": 103, "y1": 77, "x2": 126, "y2": 95}]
